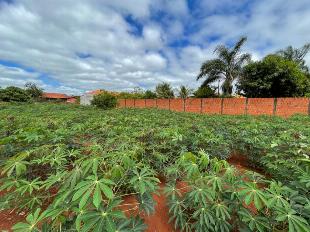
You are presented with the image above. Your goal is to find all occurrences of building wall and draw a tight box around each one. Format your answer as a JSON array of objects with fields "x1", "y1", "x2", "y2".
[{"x1": 80, "y1": 94, "x2": 94, "y2": 105}]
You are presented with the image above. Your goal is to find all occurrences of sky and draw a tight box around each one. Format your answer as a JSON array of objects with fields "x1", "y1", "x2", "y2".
[{"x1": 0, "y1": 0, "x2": 310, "y2": 95}]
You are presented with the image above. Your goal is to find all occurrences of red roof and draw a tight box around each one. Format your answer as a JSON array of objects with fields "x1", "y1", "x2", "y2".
[
  {"x1": 87, "y1": 89, "x2": 102, "y2": 95},
  {"x1": 42, "y1": 92, "x2": 71, "y2": 99}
]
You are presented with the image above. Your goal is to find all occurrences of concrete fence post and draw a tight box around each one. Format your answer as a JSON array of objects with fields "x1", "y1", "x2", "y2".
[
  {"x1": 168, "y1": 98, "x2": 171, "y2": 111},
  {"x1": 245, "y1": 98, "x2": 249, "y2": 115},
  {"x1": 220, "y1": 98, "x2": 224, "y2": 115},
  {"x1": 183, "y1": 99, "x2": 186, "y2": 112},
  {"x1": 273, "y1": 98, "x2": 277, "y2": 116}
]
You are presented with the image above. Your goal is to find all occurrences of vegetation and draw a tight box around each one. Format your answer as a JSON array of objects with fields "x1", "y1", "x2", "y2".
[
  {"x1": 0, "y1": 86, "x2": 31, "y2": 102},
  {"x1": 193, "y1": 86, "x2": 216, "y2": 98},
  {"x1": 91, "y1": 92, "x2": 118, "y2": 109},
  {"x1": 144, "y1": 90, "x2": 157, "y2": 99},
  {"x1": 155, "y1": 82, "x2": 175, "y2": 99},
  {"x1": 24, "y1": 82, "x2": 43, "y2": 99},
  {"x1": 0, "y1": 103, "x2": 309, "y2": 231},
  {"x1": 178, "y1": 85, "x2": 192, "y2": 99},
  {"x1": 197, "y1": 37, "x2": 251, "y2": 96},
  {"x1": 238, "y1": 55, "x2": 310, "y2": 97},
  {"x1": 277, "y1": 43, "x2": 310, "y2": 72}
]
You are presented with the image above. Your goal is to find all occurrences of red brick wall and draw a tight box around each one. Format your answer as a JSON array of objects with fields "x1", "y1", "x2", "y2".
[
  {"x1": 202, "y1": 98, "x2": 222, "y2": 114},
  {"x1": 135, "y1": 99, "x2": 145, "y2": 108},
  {"x1": 118, "y1": 98, "x2": 309, "y2": 117},
  {"x1": 276, "y1": 98, "x2": 309, "y2": 117},
  {"x1": 247, "y1": 98, "x2": 274, "y2": 115},
  {"x1": 170, "y1": 99, "x2": 184, "y2": 112},
  {"x1": 222, "y1": 98, "x2": 246, "y2": 115},
  {"x1": 185, "y1": 98, "x2": 202, "y2": 113},
  {"x1": 145, "y1": 99, "x2": 157, "y2": 108},
  {"x1": 125, "y1": 99, "x2": 135, "y2": 108},
  {"x1": 157, "y1": 99, "x2": 170, "y2": 110},
  {"x1": 118, "y1": 99, "x2": 126, "y2": 108}
]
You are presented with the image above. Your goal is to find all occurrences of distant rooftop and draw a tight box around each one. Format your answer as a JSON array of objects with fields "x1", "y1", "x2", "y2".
[{"x1": 42, "y1": 92, "x2": 71, "y2": 99}]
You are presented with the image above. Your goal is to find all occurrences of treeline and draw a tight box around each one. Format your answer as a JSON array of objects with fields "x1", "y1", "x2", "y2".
[
  {"x1": 116, "y1": 83, "x2": 216, "y2": 99},
  {"x1": 197, "y1": 37, "x2": 310, "y2": 97},
  {"x1": 112, "y1": 38, "x2": 310, "y2": 99},
  {"x1": 0, "y1": 83, "x2": 43, "y2": 102}
]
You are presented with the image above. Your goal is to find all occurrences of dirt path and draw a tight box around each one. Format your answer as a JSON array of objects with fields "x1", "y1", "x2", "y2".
[{"x1": 120, "y1": 182, "x2": 181, "y2": 232}]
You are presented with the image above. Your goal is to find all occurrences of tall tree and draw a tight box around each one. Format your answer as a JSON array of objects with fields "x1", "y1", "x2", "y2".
[
  {"x1": 155, "y1": 82, "x2": 174, "y2": 99},
  {"x1": 277, "y1": 43, "x2": 310, "y2": 72},
  {"x1": 25, "y1": 82, "x2": 43, "y2": 99},
  {"x1": 197, "y1": 37, "x2": 251, "y2": 95},
  {"x1": 238, "y1": 55, "x2": 310, "y2": 97},
  {"x1": 178, "y1": 85, "x2": 192, "y2": 99}
]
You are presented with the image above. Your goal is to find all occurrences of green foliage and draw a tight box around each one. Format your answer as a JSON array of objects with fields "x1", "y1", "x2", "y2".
[
  {"x1": 24, "y1": 82, "x2": 43, "y2": 99},
  {"x1": 165, "y1": 155, "x2": 310, "y2": 232},
  {"x1": 0, "y1": 104, "x2": 309, "y2": 231},
  {"x1": 178, "y1": 85, "x2": 192, "y2": 99},
  {"x1": 155, "y1": 82, "x2": 174, "y2": 98},
  {"x1": 143, "y1": 90, "x2": 157, "y2": 99},
  {"x1": 277, "y1": 43, "x2": 310, "y2": 72},
  {"x1": 193, "y1": 85, "x2": 216, "y2": 98},
  {"x1": 91, "y1": 92, "x2": 117, "y2": 109},
  {"x1": 238, "y1": 54, "x2": 310, "y2": 97},
  {"x1": 0, "y1": 86, "x2": 31, "y2": 102},
  {"x1": 197, "y1": 37, "x2": 251, "y2": 95}
]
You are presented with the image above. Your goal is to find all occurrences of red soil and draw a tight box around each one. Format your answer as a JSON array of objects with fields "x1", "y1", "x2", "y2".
[
  {"x1": 120, "y1": 182, "x2": 186, "y2": 232},
  {"x1": 228, "y1": 153, "x2": 265, "y2": 175},
  {"x1": 0, "y1": 156, "x2": 261, "y2": 232},
  {"x1": 0, "y1": 191, "x2": 26, "y2": 231}
]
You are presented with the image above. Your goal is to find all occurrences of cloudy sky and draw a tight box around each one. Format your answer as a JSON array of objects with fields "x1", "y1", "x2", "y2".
[{"x1": 0, "y1": 0, "x2": 310, "y2": 95}]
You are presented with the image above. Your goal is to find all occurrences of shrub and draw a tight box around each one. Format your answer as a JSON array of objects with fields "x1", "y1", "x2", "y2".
[
  {"x1": 193, "y1": 85, "x2": 216, "y2": 98},
  {"x1": 91, "y1": 92, "x2": 117, "y2": 109},
  {"x1": 144, "y1": 90, "x2": 157, "y2": 99},
  {"x1": 0, "y1": 86, "x2": 31, "y2": 102}
]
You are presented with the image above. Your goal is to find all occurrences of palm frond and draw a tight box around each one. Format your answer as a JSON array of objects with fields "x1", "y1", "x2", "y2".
[
  {"x1": 197, "y1": 59, "x2": 226, "y2": 81},
  {"x1": 232, "y1": 37, "x2": 247, "y2": 55},
  {"x1": 235, "y1": 53, "x2": 251, "y2": 69},
  {"x1": 214, "y1": 45, "x2": 231, "y2": 63}
]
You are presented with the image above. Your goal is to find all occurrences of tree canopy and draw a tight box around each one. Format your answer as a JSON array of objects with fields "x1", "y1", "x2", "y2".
[
  {"x1": 193, "y1": 86, "x2": 216, "y2": 98},
  {"x1": 0, "y1": 86, "x2": 31, "y2": 102},
  {"x1": 155, "y1": 82, "x2": 174, "y2": 99},
  {"x1": 197, "y1": 37, "x2": 251, "y2": 95},
  {"x1": 238, "y1": 55, "x2": 310, "y2": 97},
  {"x1": 277, "y1": 43, "x2": 310, "y2": 72},
  {"x1": 178, "y1": 85, "x2": 192, "y2": 99},
  {"x1": 25, "y1": 82, "x2": 43, "y2": 99}
]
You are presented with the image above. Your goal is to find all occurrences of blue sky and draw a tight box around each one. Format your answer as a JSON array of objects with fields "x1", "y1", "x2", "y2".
[{"x1": 0, "y1": 0, "x2": 309, "y2": 94}]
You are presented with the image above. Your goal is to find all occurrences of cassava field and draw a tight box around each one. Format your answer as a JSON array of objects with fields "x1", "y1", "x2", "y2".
[{"x1": 0, "y1": 103, "x2": 309, "y2": 232}]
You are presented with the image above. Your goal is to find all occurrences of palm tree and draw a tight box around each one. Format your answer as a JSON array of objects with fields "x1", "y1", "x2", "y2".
[
  {"x1": 197, "y1": 37, "x2": 251, "y2": 95},
  {"x1": 277, "y1": 43, "x2": 310, "y2": 72},
  {"x1": 178, "y1": 85, "x2": 192, "y2": 99}
]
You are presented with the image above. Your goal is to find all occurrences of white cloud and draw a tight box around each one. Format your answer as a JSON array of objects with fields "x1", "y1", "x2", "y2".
[
  {"x1": 0, "y1": 64, "x2": 41, "y2": 87},
  {"x1": 0, "y1": 0, "x2": 309, "y2": 94}
]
